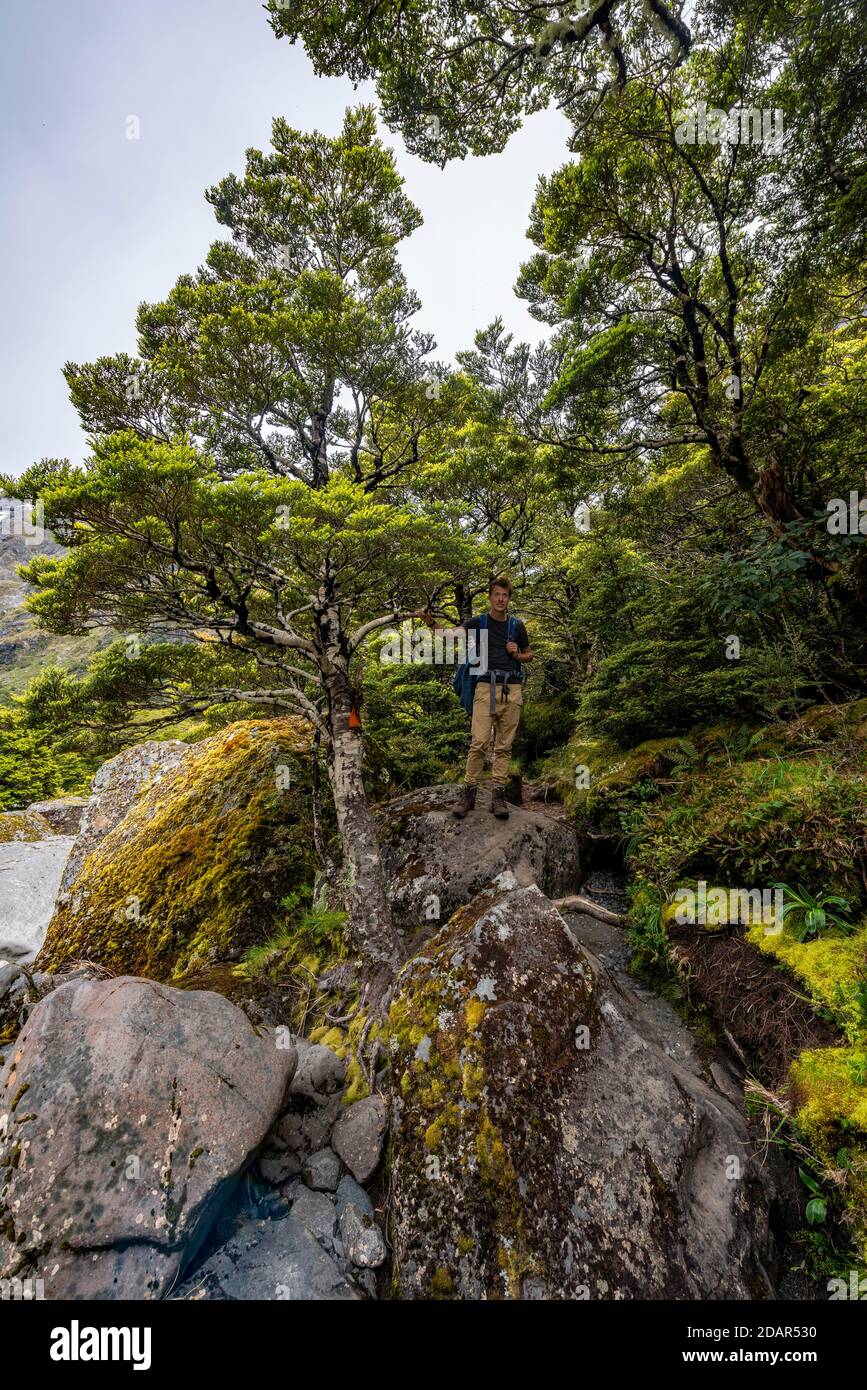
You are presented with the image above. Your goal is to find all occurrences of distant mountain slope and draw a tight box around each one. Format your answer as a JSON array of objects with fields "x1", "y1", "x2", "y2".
[{"x1": 0, "y1": 501, "x2": 108, "y2": 701}]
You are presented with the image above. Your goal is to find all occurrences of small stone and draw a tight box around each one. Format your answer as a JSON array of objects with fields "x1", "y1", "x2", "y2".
[
  {"x1": 335, "y1": 1174, "x2": 374, "y2": 1221},
  {"x1": 302, "y1": 1147, "x2": 342, "y2": 1192},
  {"x1": 331, "y1": 1095, "x2": 388, "y2": 1183},
  {"x1": 290, "y1": 1187, "x2": 337, "y2": 1248},
  {"x1": 275, "y1": 1095, "x2": 341, "y2": 1156},
  {"x1": 339, "y1": 1203, "x2": 386, "y2": 1269},
  {"x1": 259, "y1": 1150, "x2": 301, "y2": 1185},
  {"x1": 290, "y1": 1042, "x2": 347, "y2": 1101},
  {"x1": 355, "y1": 1269, "x2": 378, "y2": 1297}
]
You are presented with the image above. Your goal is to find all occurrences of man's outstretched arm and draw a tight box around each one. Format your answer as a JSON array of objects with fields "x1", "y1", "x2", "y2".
[{"x1": 413, "y1": 608, "x2": 466, "y2": 639}]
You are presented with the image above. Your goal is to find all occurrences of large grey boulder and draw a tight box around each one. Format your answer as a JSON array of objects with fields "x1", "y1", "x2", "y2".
[
  {"x1": 57, "y1": 740, "x2": 190, "y2": 902},
  {"x1": 388, "y1": 884, "x2": 778, "y2": 1300},
  {"x1": 0, "y1": 976, "x2": 296, "y2": 1299},
  {"x1": 378, "y1": 784, "x2": 580, "y2": 932},
  {"x1": 0, "y1": 830, "x2": 74, "y2": 961}
]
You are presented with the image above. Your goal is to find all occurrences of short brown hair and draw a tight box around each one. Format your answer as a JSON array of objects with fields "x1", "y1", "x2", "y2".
[{"x1": 488, "y1": 575, "x2": 512, "y2": 596}]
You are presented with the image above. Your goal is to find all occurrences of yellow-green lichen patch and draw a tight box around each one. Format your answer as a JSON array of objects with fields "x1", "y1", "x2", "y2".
[
  {"x1": 385, "y1": 886, "x2": 585, "y2": 1299},
  {"x1": 36, "y1": 719, "x2": 316, "y2": 982},
  {"x1": 0, "y1": 811, "x2": 53, "y2": 843},
  {"x1": 465, "y1": 998, "x2": 486, "y2": 1032},
  {"x1": 430, "y1": 1266, "x2": 455, "y2": 1298}
]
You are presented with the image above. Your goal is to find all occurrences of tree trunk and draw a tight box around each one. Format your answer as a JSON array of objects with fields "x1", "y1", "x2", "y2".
[
  {"x1": 328, "y1": 693, "x2": 402, "y2": 988},
  {"x1": 310, "y1": 728, "x2": 336, "y2": 880},
  {"x1": 314, "y1": 573, "x2": 402, "y2": 998}
]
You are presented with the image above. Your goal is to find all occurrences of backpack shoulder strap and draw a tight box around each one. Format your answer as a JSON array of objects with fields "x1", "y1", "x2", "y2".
[{"x1": 479, "y1": 613, "x2": 487, "y2": 629}]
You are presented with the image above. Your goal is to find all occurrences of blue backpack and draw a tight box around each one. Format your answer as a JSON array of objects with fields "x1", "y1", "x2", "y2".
[{"x1": 452, "y1": 613, "x2": 521, "y2": 715}]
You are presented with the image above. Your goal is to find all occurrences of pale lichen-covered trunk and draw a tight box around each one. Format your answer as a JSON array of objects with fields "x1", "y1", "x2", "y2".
[
  {"x1": 317, "y1": 582, "x2": 401, "y2": 988},
  {"x1": 329, "y1": 699, "x2": 400, "y2": 978}
]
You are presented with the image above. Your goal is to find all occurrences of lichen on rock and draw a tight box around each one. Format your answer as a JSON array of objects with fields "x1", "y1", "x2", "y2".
[
  {"x1": 36, "y1": 719, "x2": 316, "y2": 982},
  {"x1": 386, "y1": 884, "x2": 778, "y2": 1300}
]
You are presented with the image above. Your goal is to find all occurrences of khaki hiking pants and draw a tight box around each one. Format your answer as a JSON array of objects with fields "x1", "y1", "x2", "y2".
[{"x1": 465, "y1": 680, "x2": 523, "y2": 788}]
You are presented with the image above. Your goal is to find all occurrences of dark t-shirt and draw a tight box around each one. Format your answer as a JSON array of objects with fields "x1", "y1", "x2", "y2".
[{"x1": 463, "y1": 613, "x2": 529, "y2": 679}]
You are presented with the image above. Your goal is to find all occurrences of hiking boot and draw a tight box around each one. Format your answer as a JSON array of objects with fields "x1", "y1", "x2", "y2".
[
  {"x1": 453, "y1": 784, "x2": 477, "y2": 819},
  {"x1": 491, "y1": 786, "x2": 510, "y2": 819}
]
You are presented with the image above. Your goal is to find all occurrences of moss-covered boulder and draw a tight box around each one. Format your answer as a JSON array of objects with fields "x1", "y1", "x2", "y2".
[
  {"x1": 37, "y1": 719, "x2": 315, "y2": 982},
  {"x1": 0, "y1": 809, "x2": 53, "y2": 843},
  {"x1": 387, "y1": 884, "x2": 777, "y2": 1299}
]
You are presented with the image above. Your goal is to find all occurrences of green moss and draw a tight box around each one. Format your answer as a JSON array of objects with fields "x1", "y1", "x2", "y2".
[
  {"x1": 9, "y1": 1082, "x2": 29, "y2": 1112},
  {"x1": 790, "y1": 1047, "x2": 867, "y2": 1135},
  {"x1": 748, "y1": 917, "x2": 867, "y2": 1043},
  {"x1": 465, "y1": 998, "x2": 486, "y2": 1032},
  {"x1": 36, "y1": 718, "x2": 316, "y2": 982},
  {"x1": 0, "y1": 811, "x2": 52, "y2": 843},
  {"x1": 310, "y1": 1026, "x2": 346, "y2": 1053},
  {"x1": 462, "y1": 1059, "x2": 485, "y2": 1103},
  {"x1": 603, "y1": 700, "x2": 867, "y2": 1270},
  {"x1": 789, "y1": 1046, "x2": 867, "y2": 1262},
  {"x1": 342, "y1": 1057, "x2": 370, "y2": 1106},
  {"x1": 424, "y1": 1119, "x2": 444, "y2": 1152},
  {"x1": 430, "y1": 1267, "x2": 455, "y2": 1298},
  {"x1": 476, "y1": 1110, "x2": 514, "y2": 1189}
]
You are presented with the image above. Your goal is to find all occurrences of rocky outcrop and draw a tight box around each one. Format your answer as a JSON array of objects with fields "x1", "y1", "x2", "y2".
[
  {"x1": 173, "y1": 1209, "x2": 362, "y2": 1300},
  {"x1": 387, "y1": 883, "x2": 777, "y2": 1300},
  {"x1": 378, "y1": 784, "x2": 580, "y2": 933},
  {"x1": 57, "y1": 740, "x2": 191, "y2": 899},
  {"x1": 24, "y1": 797, "x2": 87, "y2": 836},
  {"x1": 0, "y1": 810, "x2": 74, "y2": 961},
  {"x1": 37, "y1": 720, "x2": 315, "y2": 981},
  {"x1": 0, "y1": 975, "x2": 296, "y2": 1299},
  {"x1": 172, "y1": 1037, "x2": 390, "y2": 1300}
]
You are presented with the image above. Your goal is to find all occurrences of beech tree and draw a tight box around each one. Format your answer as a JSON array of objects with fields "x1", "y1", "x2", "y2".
[
  {"x1": 266, "y1": 0, "x2": 692, "y2": 161},
  {"x1": 14, "y1": 444, "x2": 468, "y2": 988},
  {"x1": 465, "y1": 5, "x2": 867, "y2": 620},
  {"x1": 8, "y1": 108, "x2": 469, "y2": 993}
]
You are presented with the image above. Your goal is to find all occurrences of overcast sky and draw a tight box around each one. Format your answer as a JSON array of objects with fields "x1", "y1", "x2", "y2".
[{"x1": 0, "y1": 0, "x2": 570, "y2": 478}]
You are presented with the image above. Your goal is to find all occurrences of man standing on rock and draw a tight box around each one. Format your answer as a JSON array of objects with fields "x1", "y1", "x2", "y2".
[{"x1": 416, "y1": 576, "x2": 534, "y2": 821}]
